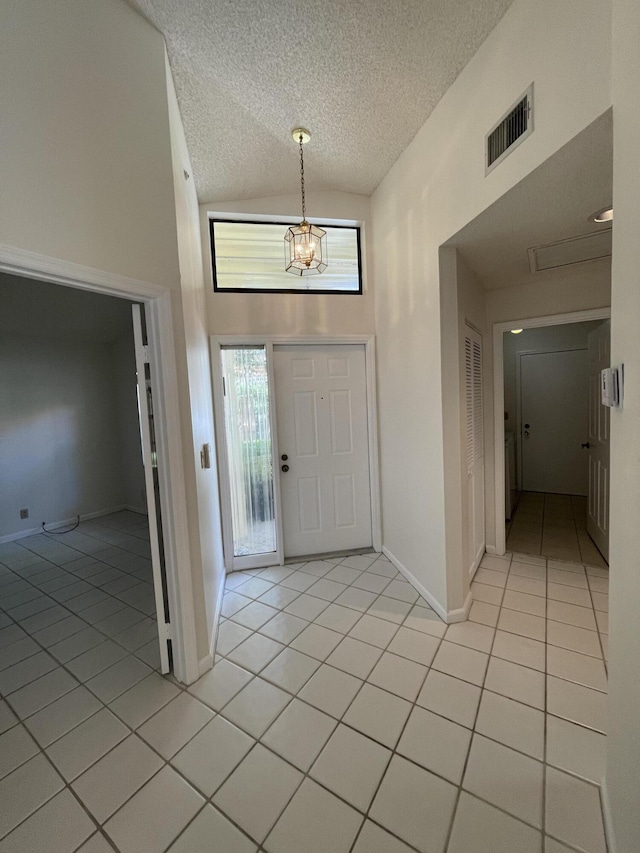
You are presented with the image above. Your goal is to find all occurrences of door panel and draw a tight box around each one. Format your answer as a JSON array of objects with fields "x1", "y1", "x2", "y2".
[
  {"x1": 520, "y1": 349, "x2": 589, "y2": 495},
  {"x1": 587, "y1": 322, "x2": 610, "y2": 560},
  {"x1": 132, "y1": 305, "x2": 171, "y2": 674},
  {"x1": 274, "y1": 345, "x2": 372, "y2": 557},
  {"x1": 465, "y1": 326, "x2": 485, "y2": 576}
]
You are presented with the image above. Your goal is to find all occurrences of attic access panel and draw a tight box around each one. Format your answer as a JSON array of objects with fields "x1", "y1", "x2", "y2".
[
  {"x1": 210, "y1": 219, "x2": 362, "y2": 294},
  {"x1": 528, "y1": 229, "x2": 612, "y2": 273}
]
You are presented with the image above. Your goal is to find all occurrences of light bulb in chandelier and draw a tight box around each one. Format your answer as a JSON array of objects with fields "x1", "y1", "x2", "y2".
[{"x1": 284, "y1": 129, "x2": 327, "y2": 275}]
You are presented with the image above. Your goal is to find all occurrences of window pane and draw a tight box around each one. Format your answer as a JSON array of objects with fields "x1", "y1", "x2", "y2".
[
  {"x1": 211, "y1": 220, "x2": 361, "y2": 293},
  {"x1": 221, "y1": 347, "x2": 276, "y2": 557}
]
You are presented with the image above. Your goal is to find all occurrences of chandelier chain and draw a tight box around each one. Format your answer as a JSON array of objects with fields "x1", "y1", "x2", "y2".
[{"x1": 298, "y1": 134, "x2": 306, "y2": 221}]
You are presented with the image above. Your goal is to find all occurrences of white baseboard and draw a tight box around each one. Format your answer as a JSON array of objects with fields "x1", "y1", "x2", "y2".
[
  {"x1": 447, "y1": 591, "x2": 473, "y2": 623},
  {"x1": 484, "y1": 544, "x2": 498, "y2": 555},
  {"x1": 0, "y1": 505, "x2": 128, "y2": 544},
  {"x1": 600, "y1": 779, "x2": 617, "y2": 853},
  {"x1": 206, "y1": 570, "x2": 227, "y2": 670},
  {"x1": 382, "y1": 545, "x2": 471, "y2": 624},
  {"x1": 197, "y1": 652, "x2": 214, "y2": 677},
  {"x1": 124, "y1": 505, "x2": 148, "y2": 516}
]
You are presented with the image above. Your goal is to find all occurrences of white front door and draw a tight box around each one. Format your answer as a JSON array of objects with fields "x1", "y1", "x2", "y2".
[
  {"x1": 520, "y1": 349, "x2": 589, "y2": 495},
  {"x1": 587, "y1": 321, "x2": 611, "y2": 561},
  {"x1": 465, "y1": 326, "x2": 485, "y2": 576},
  {"x1": 273, "y1": 345, "x2": 372, "y2": 558}
]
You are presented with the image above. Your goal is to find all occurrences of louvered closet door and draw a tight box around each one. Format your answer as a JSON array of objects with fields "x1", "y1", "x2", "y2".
[{"x1": 465, "y1": 326, "x2": 485, "y2": 577}]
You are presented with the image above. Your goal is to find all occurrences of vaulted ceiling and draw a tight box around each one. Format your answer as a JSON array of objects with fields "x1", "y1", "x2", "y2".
[{"x1": 128, "y1": 0, "x2": 514, "y2": 202}]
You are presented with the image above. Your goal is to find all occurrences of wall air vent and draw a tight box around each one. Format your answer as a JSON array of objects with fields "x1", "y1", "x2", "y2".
[
  {"x1": 485, "y1": 84, "x2": 533, "y2": 174},
  {"x1": 528, "y1": 229, "x2": 612, "y2": 274}
]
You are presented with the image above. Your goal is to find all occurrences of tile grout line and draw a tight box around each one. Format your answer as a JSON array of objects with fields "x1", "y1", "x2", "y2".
[{"x1": 2, "y1": 530, "x2": 609, "y2": 852}]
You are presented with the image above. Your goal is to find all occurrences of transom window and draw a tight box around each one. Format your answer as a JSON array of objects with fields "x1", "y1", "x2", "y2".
[{"x1": 210, "y1": 219, "x2": 362, "y2": 294}]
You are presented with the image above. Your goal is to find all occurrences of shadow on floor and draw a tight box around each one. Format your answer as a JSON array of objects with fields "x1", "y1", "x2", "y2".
[{"x1": 506, "y1": 492, "x2": 608, "y2": 568}]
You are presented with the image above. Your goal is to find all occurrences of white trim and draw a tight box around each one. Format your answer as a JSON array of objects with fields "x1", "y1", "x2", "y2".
[
  {"x1": 492, "y1": 307, "x2": 611, "y2": 555},
  {"x1": 206, "y1": 569, "x2": 227, "y2": 673},
  {"x1": 210, "y1": 334, "x2": 382, "y2": 568},
  {"x1": 0, "y1": 244, "x2": 199, "y2": 686},
  {"x1": 600, "y1": 778, "x2": 617, "y2": 853},
  {"x1": 132, "y1": 304, "x2": 171, "y2": 675},
  {"x1": 447, "y1": 592, "x2": 473, "y2": 623},
  {"x1": 267, "y1": 341, "x2": 286, "y2": 568},
  {"x1": 198, "y1": 653, "x2": 214, "y2": 677},
  {"x1": 0, "y1": 506, "x2": 129, "y2": 544},
  {"x1": 382, "y1": 545, "x2": 471, "y2": 624},
  {"x1": 469, "y1": 553, "x2": 483, "y2": 581},
  {"x1": 0, "y1": 243, "x2": 165, "y2": 299}
]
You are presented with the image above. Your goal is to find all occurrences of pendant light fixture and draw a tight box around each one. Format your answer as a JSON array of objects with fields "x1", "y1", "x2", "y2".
[{"x1": 284, "y1": 128, "x2": 327, "y2": 275}]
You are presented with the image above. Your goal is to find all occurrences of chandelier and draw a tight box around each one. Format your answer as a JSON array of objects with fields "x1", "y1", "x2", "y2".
[{"x1": 284, "y1": 128, "x2": 327, "y2": 275}]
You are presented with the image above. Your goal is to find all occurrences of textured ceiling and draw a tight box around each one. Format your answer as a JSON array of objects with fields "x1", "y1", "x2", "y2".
[
  {"x1": 127, "y1": 0, "x2": 514, "y2": 202},
  {"x1": 449, "y1": 110, "x2": 613, "y2": 290}
]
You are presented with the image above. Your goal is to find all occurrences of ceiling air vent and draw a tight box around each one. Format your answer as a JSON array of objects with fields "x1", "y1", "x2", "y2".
[
  {"x1": 528, "y1": 229, "x2": 612, "y2": 273},
  {"x1": 485, "y1": 84, "x2": 534, "y2": 174}
]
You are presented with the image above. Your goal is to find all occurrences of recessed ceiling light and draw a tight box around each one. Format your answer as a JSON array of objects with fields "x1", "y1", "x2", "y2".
[
  {"x1": 510, "y1": 329, "x2": 523, "y2": 335},
  {"x1": 590, "y1": 206, "x2": 613, "y2": 223}
]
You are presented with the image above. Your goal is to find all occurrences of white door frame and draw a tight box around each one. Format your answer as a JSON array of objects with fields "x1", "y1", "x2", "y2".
[
  {"x1": 0, "y1": 243, "x2": 199, "y2": 684},
  {"x1": 492, "y1": 307, "x2": 611, "y2": 555},
  {"x1": 210, "y1": 335, "x2": 382, "y2": 570}
]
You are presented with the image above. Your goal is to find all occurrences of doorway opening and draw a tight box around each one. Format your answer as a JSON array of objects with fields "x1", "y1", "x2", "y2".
[
  {"x1": 0, "y1": 273, "x2": 174, "y2": 670},
  {"x1": 0, "y1": 253, "x2": 197, "y2": 683},
  {"x1": 494, "y1": 310, "x2": 611, "y2": 566},
  {"x1": 211, "y1": 336, "x2": 381, "y2": 572}
]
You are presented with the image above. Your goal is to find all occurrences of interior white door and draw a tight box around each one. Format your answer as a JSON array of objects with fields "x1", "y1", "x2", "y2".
[
  {"x1": 274, "y1": 345, "x2": 372, "y2": 558},
  {"x1": 132, "y1": 305, "x2": 171, "y2": 674},
  {"x1": 520, "y1": 349, "x2": 589, "y2": 495},
  {"x1": 465, "y1": 326, "x2": 485, "y2": 576},
  {"x1": 587, "y1": 321, "x2": 610, "y2": 561}
]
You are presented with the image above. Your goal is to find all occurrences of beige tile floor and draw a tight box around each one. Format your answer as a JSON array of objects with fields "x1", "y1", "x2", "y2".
[
  {"x1": 0, "y1": 516, "x2": 610, "y2": 852},
  {"x1": 506, "y1": 492, "x2": 608, "y2": 568}
]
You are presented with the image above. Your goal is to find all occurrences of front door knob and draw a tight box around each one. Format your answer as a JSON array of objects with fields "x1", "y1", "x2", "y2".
[
  {"x1": 281, "y1": 464, "x2": 289, "y2": 472},
  {"x1": 581, "y1": 442, "x2": 591, "y2": 449}
]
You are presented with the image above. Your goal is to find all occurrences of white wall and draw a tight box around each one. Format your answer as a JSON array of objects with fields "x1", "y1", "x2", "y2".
[
  {"x1": 112, "y1": 330, "x2": 146, "y2": 512},
  {"x1": 605, "y1": 0, "x2": 640, "y2": 848},
  {"x1": 166, "y1": 59, "x2": 225, "y2": 668},
  {"x1": 0, "y1": 0, "x2": 212, "y2": 675},
  {"x1": 200, "y1": 191, "x2": 374, "y2": 337},
  {"x1": 372, "y1": 0, "x2": 612, "y2": 614},
  {"x1": 0, "y1": 333, "x2": 127, "y2": 538}
]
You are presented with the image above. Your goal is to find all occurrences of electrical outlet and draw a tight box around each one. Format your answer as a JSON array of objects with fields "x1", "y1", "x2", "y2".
[{"x1": 20, "y1": 508, "x2": 29, "y2": 519}]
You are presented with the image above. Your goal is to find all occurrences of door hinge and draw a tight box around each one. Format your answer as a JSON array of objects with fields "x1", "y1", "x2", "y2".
[
  {"x1": 157, "y1": 621, "x2": 172, "y2": 642},
  {"x1": 142, "y1": 345, "x2": 150, "y2": 364}
]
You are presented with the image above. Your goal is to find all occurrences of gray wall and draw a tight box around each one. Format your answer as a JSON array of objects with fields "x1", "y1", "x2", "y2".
[{"x1": 0, "y1": 329, "x2": 145, "y2": 539}]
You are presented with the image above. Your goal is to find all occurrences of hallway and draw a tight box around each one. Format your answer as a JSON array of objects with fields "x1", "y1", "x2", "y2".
[
  {"x1": 506, "y1": 492, "x2": 608, "y2": 568},
  {"x1": 0, "y1": 517, "x2": 608, "y2": 852}
]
